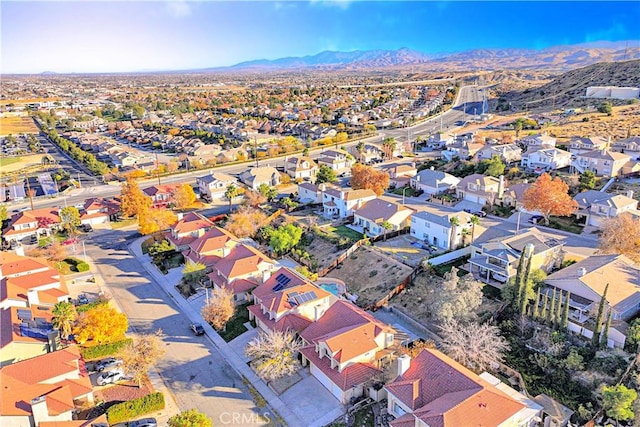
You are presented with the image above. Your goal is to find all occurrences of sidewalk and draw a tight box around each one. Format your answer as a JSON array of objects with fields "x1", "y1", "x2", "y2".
[{"x1": 128, "y1": 237, "x2": 313, "y2": 427}]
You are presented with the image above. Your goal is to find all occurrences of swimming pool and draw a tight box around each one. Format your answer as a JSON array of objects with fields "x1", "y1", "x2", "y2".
[{"x1": 320, "y1": 283, "x2": 340, "y2": 295}]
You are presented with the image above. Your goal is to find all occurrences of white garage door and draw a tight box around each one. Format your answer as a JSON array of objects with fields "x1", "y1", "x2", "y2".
[{"x1": 310, "y1": 363, "x2": 343, "y2": 402}]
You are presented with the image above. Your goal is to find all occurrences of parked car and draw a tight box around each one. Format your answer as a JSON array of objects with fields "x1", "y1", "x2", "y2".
[
  {"x1": 528, "y1": 215, "x2": 544, "y2": 224},
  {"x1": 77, "y1": 294, "x2": 89, "y2": 305},
  {"x1": 95, "y1": 357, "x2": 123, "y2": 372},
  {"x1": 81, "y1": 224, "x2": 93, "y2": 232},
  {"x1": 473, "y1": 211, "x2": 487, "y2": 217},
  {"x1": 29, "y1": 235, "x2": 38, "y2": 245},
  {"x1": 190, "y1": 323, "x2": 205, "y2": 336},
  {"x1": 127, "y1": 418, "x2": 158, "y2": 427},
  {"x1": 96, "y1": 369, "x2": 124, "y2": 386},
  {"x1": 62, "y1": 237, "x2": 79, "y2": 245}
]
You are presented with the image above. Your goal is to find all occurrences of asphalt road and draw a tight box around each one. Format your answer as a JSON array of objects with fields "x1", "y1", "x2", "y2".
[{"x1": 84, "y1": 228, "x2": 266, "y2": 426}]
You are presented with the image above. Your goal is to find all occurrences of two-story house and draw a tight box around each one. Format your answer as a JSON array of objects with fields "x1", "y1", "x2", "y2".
[
  {"x1": 573, "y1": 190, "x2": 639, "y2": 227},
  {"x1": 353, "y1": 199, "x2": 414, "y2": 236},
  {"x1": 79, "y1": 197, "x2": 121, "y2": 225},
  {"x1": 410, "y1": 210, "x2": 480, "y2": 250},
  {"x1": 569, "y1": 136, "x2": 609, "y2": 155},
  {"x1": 570, "y1": 149, "x2": 631, "y2": 177},
  {"x1": 521, "y1": 147, "x2": 572, "y2": 172},
  {"x1": 166, "y1": 212, "x2": 215, "y2": 250},
  {"x1": 425, "y1": 132, "x2": 455, "y2": 149},
  {"x1": 196, "y1": 172, "x2": 238, "y2": 201},
  {"x1": 2, "y1": 208, "x2": 60, "y2": 245},
  {"x1": 611, "y1": 136, "x2": 640, "y2": 160},
  {"x1": 322, "y1": 186, "x2": 377, "y2": 218},
  {"x1": 317, "y1": 149, "x2": 354, "y2": 172},
  {"x1": 239, "y1": 166, "x2": 280, "y2": 191},
  {"x1": 382, "y1": 164, "x2": 417, "y2": 188},
  {"x1": 468, "y1": 228, "x2": 564, "y2": 286},
  {"x1": 183, "y1": 226, "x2": 239, "y2": 267},
  {"x1": 455, "y1": 174, "x2": 505, "y2": 206},
  {"x1": 385, "y1": 349, "x2": 542, "y2": 427},
  {"x1": 143, "y1": 183, "x2": 182, "y2": 208},
  {"x1": 350, "y1": 144, "x2": 383, "y2": 164},
  {"x1": 284, "y1": 156, "x2": 318, "y2": 181},
  {"x1": 544, "y1": 254, "x2": 640, "y2": 348},
  {"x1": 297, "y1": 182, "x2": 324, "y2": 205},
  {"x1": 0, "y1": 345, "x2": 98, "y2": 426},
  {"x1": 474, "y1": 144, "x2": 522, "y2": 164},
  {"x1": 519, "y1": 133, "x2": 556, "y2": 149},
  {"x1": 410, "y1": 169, "x2": 460, "y2": 195}
]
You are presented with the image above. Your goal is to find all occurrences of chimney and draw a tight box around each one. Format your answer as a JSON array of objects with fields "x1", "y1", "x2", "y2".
[
  {"x1": 14, "y1": 244, "x2": 25, "y2": 257},
  {"x1": 262, "y1": 269, "x2": 272, "y2": 283},
  {"x1": 31, "y1": 396, "x2": 49, "y2": 425},
  {"x1": 314, "y1": 305, "x2": 323, "y2": 321},
  {"x1": 177, "y1": 212, "x2": 184, "y2": 221},
  {"x1": 497, "y1": 175, "x2": 505, "y2": 199},
  {"x1": 578, "y1": 267, "x2": 587, "y2": 277},
  {"x1": 430, "y1": 166, "x2": 435, "y2": 171},
  {"x1": 397, "y1": 354, "x2": 411, "y2": 377},
  {"x1": 627, "y1": 190, "x2": 634, "y2": 199}
]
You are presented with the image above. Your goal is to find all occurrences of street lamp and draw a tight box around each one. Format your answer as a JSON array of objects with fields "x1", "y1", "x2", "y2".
[
  {"x1": 402, "y1": 186, "x2": 408, "y2": 205},
  {"x1": 197, "y1": 286, "x2": 210, "y2": 305}
]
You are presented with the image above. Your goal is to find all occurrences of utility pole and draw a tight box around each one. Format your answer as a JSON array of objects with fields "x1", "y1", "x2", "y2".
[
  {"x1": 254, "y1": 137, "x2": 259, "y2": 168},
  {"x1": 77, "y1": 172, "x2": 81, "y2": 189},
  {"x1": 25, "y1": 175, "x2": 35, "y2": 211},
  {"x1": 155, "y1": 152, "x2": 161, "y2": 186}
]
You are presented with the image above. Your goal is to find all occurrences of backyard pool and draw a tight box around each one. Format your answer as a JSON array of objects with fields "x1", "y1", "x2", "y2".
[{"x1": 320, "y1": 283, "x2": 340, "y2": 296}]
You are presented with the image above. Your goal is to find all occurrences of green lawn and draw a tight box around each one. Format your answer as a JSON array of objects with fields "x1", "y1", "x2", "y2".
[
  {"x1": 110, "y1": 218, "x2": 137, "y2": 229},
  {"x1": 547, "y1": 216, "x2": 584, "y2": 234},
  {"x1": 0, "y1": 157, "x2": 21, "y2": 167},
  {"x1": 391, "y1": 186, "x2": 419, "y2": 197},
  {"x1": 218, "y1": 302, "x2": 250, "y2": 342},
  {"x1": 328, "y1": 225, "x2": 363, "y2": 242}
]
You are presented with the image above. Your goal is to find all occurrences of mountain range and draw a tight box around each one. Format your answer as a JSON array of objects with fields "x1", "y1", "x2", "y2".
[{"x1": 212, "y1": 40, "x2": 640, "y2": 72}]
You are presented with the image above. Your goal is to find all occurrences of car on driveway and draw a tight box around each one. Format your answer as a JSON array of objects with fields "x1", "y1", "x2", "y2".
[
  {"x1": 95, "y1": 357, "x2": 123, "y2": 372},
  {"x1": 97, "y1": 369, "x2": 124, "y2": 386},
  {"x1": 528, "y1": 215, "x2": 544, "y2": 224},
  {"x1": 473, "y1": 211, "x2": 487, "y2": 218},
  {"x1": 190, "y1": 323, "x2": 205, "y2": 336},
  {"x1": 113, "y1": 418, "x2": 158, "y2": 427},
  {"x1": 77, "y1": 294, "x2": 89, "y2": 305},
  {"x1": 81, "y1": 224, "x2": 93, "y2": 232}
]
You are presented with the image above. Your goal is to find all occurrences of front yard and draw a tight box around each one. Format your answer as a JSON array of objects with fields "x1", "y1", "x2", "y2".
[
  {"x1": 546, "y1": 215, "x2": 584, "y2": 234},
  {"x1": 218, "y1": 302, "x2": 251, "y2": 342}
]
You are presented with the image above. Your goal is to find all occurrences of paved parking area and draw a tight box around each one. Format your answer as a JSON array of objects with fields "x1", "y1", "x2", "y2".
[{"x1": 279, "y1": 374, "x2": 343, "y2": 427}]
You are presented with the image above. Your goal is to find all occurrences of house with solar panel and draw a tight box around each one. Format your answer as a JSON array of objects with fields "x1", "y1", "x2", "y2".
[{"x1": 248, "y1": 267, "x2": 398, "y2": 404}]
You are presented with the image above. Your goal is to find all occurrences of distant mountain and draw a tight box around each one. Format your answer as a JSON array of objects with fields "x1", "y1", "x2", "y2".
[{"x1": 215, "y1": 41, "x2": 640, "y2": 72}]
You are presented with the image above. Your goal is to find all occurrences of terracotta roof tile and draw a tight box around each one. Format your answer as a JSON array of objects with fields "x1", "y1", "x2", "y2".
[{"x1": 299, "y1": 346, "x2": 381, "y2": 391}]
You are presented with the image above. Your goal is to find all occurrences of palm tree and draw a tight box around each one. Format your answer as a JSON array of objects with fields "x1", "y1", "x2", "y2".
[
  {"x1": 224, "y1": 184, "x2": 240, "y2": 212},
  {"x1": 356, "y1": 141, "x2": 365, "y2": 154},
  {"x1": 449, "y1": 216, "x2": 460, "y2": 250},
  {"x1": 382, "y1": 137, "x2": 396, "y2": 160},
  {"x1": 470, "y1": 215, "x2": 480, "y2": 243},
  {"x1": 381, "y1": 221, "x2": 393, "y2": 241},
  {"x1": 52, "y1": 301, "x2": 77, "y2": 340}
]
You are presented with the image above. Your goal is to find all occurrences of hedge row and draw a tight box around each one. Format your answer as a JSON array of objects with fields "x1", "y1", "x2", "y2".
[
  {"x1": 76, "y1": 298, "x2": 108, "y2": 313},
  {"x1": 80, "y1": 338, "x2": 132, "y2": 360},
  {"x1": 106, "y1": 392, "x2": 165, "y2": 424},
  {"x1": 64, "y1": 257, "x2": 90, "y2": 272}
]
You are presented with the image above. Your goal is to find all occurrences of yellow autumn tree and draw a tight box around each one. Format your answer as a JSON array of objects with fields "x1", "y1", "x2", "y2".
[
  {"x1": 73, "y1": 304, "x2": 128, "y2": 345},
  {"x1": 138, "y1": 208, "x2": 178, "y2": 235},
  {"x1": 598, "y1": 213, "x2": 640, "y2": 263},
  {"x1": 173, "y1": 184, "x2": 197, "y2": 210},
  {"x1": 522, "y1": 173, "x2": 577, "y2": 225},
  {"x1": 350, "y1": 163, "x2": 390, "y2": 196},
  {"x1": 121, "y1": 177, "x2": 152, "y2": 218}
]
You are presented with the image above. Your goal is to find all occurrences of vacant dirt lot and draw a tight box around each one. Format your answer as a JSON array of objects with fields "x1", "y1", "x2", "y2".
[
  {"x1": 0, "y1": 116, "x2": 39, "y2": 135},
  {"x1": 305, "y1": 234, "x2": 343, "y2": 271},
  {"x1": 325, "y1": 246, "x2": 413, "y2": 309}
]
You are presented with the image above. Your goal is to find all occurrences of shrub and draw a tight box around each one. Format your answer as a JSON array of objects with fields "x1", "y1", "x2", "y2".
[
  {"x1": 106, "y1": 392, "x2": 165, "y2": 424},
  {"x1": 76, "y1": 297, "x2": 109, "y2": 313},
  {"x1": 76, "y1": 261, "x2": 90, "y2": 272},
  {"x1": 80, "y1": 338, "x2": 133, "y2": 360}
]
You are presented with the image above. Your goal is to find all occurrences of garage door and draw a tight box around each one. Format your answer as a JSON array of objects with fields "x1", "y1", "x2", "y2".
[{"x1": 310, "y1": 363, "x2": 343, "y2": 402}]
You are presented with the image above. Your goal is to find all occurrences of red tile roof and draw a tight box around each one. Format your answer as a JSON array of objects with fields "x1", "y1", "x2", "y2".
[
  {"x1": 212, "y1": 244, "x2": 271, "y2": 280},
  {"x1": 171, "y1": 212, "x2": 214, "y2": 235},
  {"x1": 0, "y1": 252, "x2": 50, "y2": 277},
  {"x1": 248, "y1": 305, "x2": 312, "y2": 335},
  {"x1": 299, "y1": 345, "x2": 381, "y2": 391}
]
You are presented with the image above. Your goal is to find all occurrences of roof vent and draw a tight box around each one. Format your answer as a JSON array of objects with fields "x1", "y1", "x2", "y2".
[{"x1": 578, "y1": 267, "x2": 587, "y2": 277}]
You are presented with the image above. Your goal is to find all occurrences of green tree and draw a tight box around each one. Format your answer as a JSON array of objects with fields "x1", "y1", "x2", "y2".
[
  {"x1": 478, "y1": 155, "x2": 505, "y2": 177},
  {"x1": 626, "y1": 318, "x2": 640, "y2": 351},
  {"x1": 561, "y1": 291, "x2": 571, "y2": 329},
  {"x1": 269, "y1": 223, "x2": 303, "y2": 255},
  {"x1": 591, "y1": 283, "x2": 609, "y2": 348},
  {"x1": 168, "y1": 409, "x2": 213, "y2": 427},
  {"x1": 381, "y1": 221, "x2": 393, "y2": 241},
  {"x1": 602, "y1": 384, "x2": 637, "y2": 423},
  {"x1": 448, "y1": 216, "x2": 460, "y2": 250},
  {"x1": 598, "y1": 102, "x2": 613, "y2": 115},
  {"x1": 469, "y1": 215, "x2": 480, "y2": 243},
  {"x1": 547, "y1": 288, "x2": 557, "y2": 324},
  {"x1": 532, "y1": 288, "x2": 541, "y2": 318},
  {"x1": 59, "y1": 206, "x2": 81, "y2": 234},
  {"x1": 601, "y1": 309, "x2": 612, "y2": 348},
  {"x1": 52, "y1": 301, "x2": 77, "y2": 340},
  {"x1": 224, "y1": 184, "x2": 240, "y2": 212},
  {"x1": 132, "y1": 104, "x2": 145, "y2": 119},
  {"x1": 257, "y1": 183, "x2": 278, "y2": 202},
  {"x1": 182, "y1": 261, "x2": 206, "y2": 285},
  {"x1": 579, "y1": 170, "x2": 597, "y2": 191},
  {"x1": 281, "y1": 197, "x2": 298, "y2": 212},
  {"x1": 315, "y1": 164, "x2": 337, "y2": 184},
  {"x1": 0, "y1": 205, "x2": 8, "y2": 222}
]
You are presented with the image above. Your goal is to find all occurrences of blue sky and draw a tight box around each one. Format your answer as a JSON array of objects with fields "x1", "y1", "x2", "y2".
[{"x1": 2, "y1": 1, "x2": 639, "y2": 73}]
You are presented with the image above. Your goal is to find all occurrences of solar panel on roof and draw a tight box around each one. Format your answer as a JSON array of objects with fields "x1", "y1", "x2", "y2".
[
  {"x1": 273, "y1": 283, "x2": 285, "y2": 292},
  {"x1": 275, "y1": 273, "x2": 287, "y2": 283},
  {"x1": 17, "y1": 309, "x2": 32, "y2": 321},
  {"x1": 281, "y1": 277, "x2": 291, "y2": 286}
]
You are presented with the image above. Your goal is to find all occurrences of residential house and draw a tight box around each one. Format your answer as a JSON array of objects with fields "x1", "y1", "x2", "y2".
[
  {"x1": 183, "y1": 226, "x2": 239, "y2": 267},
  {"x1": 425, "y1": 132, "x2": 455, "y2": 149},
  {"x1": 239, "y1": 166, "x2": 280, "y2": 191},
  {"x1": 80, "y1": 197, "x2": 121, "y2": 225},
  {"x1": 456, "y1": 174, "x2": 505, "y2": 206},
  {"x1": 143, "y1": 183, "x2": 182, "y2": 208},
  {"x1": 544, "y1": 254, "x2": 640, "y2": 347},
  {"x1": 297, "y1": 182, "x2": 324, "y2": 205},
  {"x1": 350, "y1": 144, "x2": 383, "y2": 164},
  {"x1": 167, "y1": 212, "x2": 215, "y2": 250},
  {"x1": 501, "y1": 182, "x2": 532, "y2": 211},
  {"x1": 284, "y1": 156, "x2": 318, "y2": 181},
  {"x1": 209, "y1": 244, "x2": 276, "y2": 304},
  {"x1": 573, "y1": 190, "x2": 639, "y2": 227},
  {"x1": 410, "y1": 210, "x2": 479, "y2": 250},
  {"x1": 196, "y1": 172, "x2": 238, "y2": 201},
  {"x1": 474, "y1": 143, "x2": 522, "y2": 164},
  {"x1": 519, "y1": 133, "x2": 556, "y2": 149},
  {"x1": 382, "y1": 164, "x2": 417, "y2": 188},
  {"x1": 353, "y1": 199, "x2": 414, "y2": 236},
  {"x1": 570, "y1": 149, "x2": 631, "y2": 177},
  {"x1": 2, "y1": 208, "x2": 60, "y2": 244},
  {"x1": 410, "y1": 169, "x2": 460, "y2": 195},
  {"x1": 611, "y1": 136, "x2": 640, "y2": 160},
  {"x1": 468, "y1": 228, "x2": 564, "y2": 285},
  {"x1": 569, "y1": 136, "x2": 609, "y2": 155},
  {"x1": 521, "y1": 147, "x2": 572, "y2": 172},
  {"x1": 322, "y1": 186, "x2": 377, "y2": 218},
  {"x1": 0, "y1": 345, "x2": 97, "y2": 426},
  {"x1": 1, "y1": 251, "x2": 69, "y2": 366},
  {"x1": 385, "y1": 349, "x2": 542, "y2": 427},
  {"x1": 299, "y1": 300, "x2": 395, "y2": 404},
  {"x1": 317, "y1": 149, "x2": 354, "y2": 172}
]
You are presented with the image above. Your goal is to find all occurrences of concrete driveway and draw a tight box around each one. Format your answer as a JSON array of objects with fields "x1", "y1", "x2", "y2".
[{"x1": 279, "y1": 374, "x2": 344, "y2": 427}]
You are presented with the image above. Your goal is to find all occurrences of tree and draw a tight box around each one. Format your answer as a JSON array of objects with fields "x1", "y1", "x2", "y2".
[
  {"x1": 598, "y1": 102, "x2": 613, "y2": 115},
  {"x1": 73, "y1": 304, "x2": 128, "y2": 345},
  {"x1": 52, "y1": 301, "x2": 77, "y2": 340},
  {"x1": 517, "y1": 244, "x2": 535, "y2": 316},
  {"x1": 627, "y1": 319, "x2": 640, "y2": 351},
  {"x1": 244, "y1": 329, "x2": 302, "y2": 382},
  {"x1": 173, "y1": 184, "x2": 197, "y2": 210},
  {"x1": 201, "y1": 287, "x2": 235, "y2": 331},
  {"x1": 502, "y1": 267, "x2": 546, "y2": 312},
  {"x1": 478, "y1": 155, "x2": 505, "y2": 177},
  {"x1": 439, "y1": 319, "x2": 509, "y2": 371},
  {"x1": 315, "y1": 165, "x2": 337, "y2": 184},
  {"x1": 432, "y1": 268, "x2": 484, "y2": 323},
  {"x1": 138, "y1": 208, "x2": 177, "y2": 235},
  {"x1": 602, "y1": 384, "x2": 637, "y2": 423},
  {"x1": 382, "y1": 137, "x2": 397, "y2": 159},
  {"x1": 591, "y1": 283, "x2": 609, "y2": 348},
  {"x1": 59, "y1": 206, "x2": 81, "y2": 234},
  {"x1": 281, "y1": 197, "x2": 298, "y2": 212},
  {"x1": 224, "y1": 184, "x2": 240, "y2": 212},
  {"x1": 381, "y1": 221, "x2": 393, "y2": 241},
  {"x1": 398, "y1": 340, "x2": 437, "y2": 358},
  {"x1": 579, "y1": 170, "x2": 597, "y2": 191},
  {"x1": 0, "y1": 205, "x2": 8, "y2": 223},
  {"x1": 168, "y1": 409, "x2": 212, "y2": 427},
  {"x1": 522, "y1": 173, "x2": 577, "y2": 225},
  {"x1": 598, "y1": 213, "x2": 640, "y2": 263},
  {"x1": 448, "y1": 216, "x2": 460, "y2": 250},
  {"x1": 121, "y1": 178, "x2": 152, "y2": 218},
  {"x1": 350, "y1": 163, "x2": 390, "y2": 196},
  {"x1": 243, "y1": 190, "x2": 266, "y2": 208},
  {"x1": 270, "y1": 223, "x2": 303, "y2": 255},
  {"x1": 561, "y1": 291, "x2": 571, "y2": 329},
  {"x1": 601, "y1": 309, "x2": 612, "y2": 348},
  {"x1": 132, "y1": 104, "x2": 145, "y2": 119},
  {"x1": 183, "y1": 261, "x2": 206, "y2": 284},
  {"x1": 469, "y1": 215, "x2": 480, "y2": 243},
  {"x1": 225, "y1": 207, "x2": 268, "y2": 238},
  {"x1": 356, "y1": 141, "x2": 365, "y2": 154},
  {"x1": 119, "y1": 330, "x2": 165, "y2": 387},
  {"x1": 257, "y1": 183, "x2": 278, "y2": 202}
]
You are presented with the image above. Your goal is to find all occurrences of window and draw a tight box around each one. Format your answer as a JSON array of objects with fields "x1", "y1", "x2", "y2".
[{"x1": 393, "y1": 402, "x2": 406, "y2": 416}]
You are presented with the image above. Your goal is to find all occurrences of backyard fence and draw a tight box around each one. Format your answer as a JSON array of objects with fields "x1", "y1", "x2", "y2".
[{"x1": 427, "y1": 247, "x2": 471, "y2": 266}]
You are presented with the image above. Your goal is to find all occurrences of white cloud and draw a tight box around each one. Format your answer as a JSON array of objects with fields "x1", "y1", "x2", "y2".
[{"x1": 165, "y1": 0, "x2": 192, "y2": 18}]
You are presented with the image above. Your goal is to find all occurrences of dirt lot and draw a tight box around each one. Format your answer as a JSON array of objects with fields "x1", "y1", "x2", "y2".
[
  {"x1": 0, "y1": 116, "x2": 39, "y2": 135},
  {"x1": 373, "y1": 234, "x2": 430, "y2": 267},
  {"x1": 325, "y1": 246, "x2": 413, "y2": 309},
  {"x1": 94, "y1": 376, "x2": 153, "y2": 404}
]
